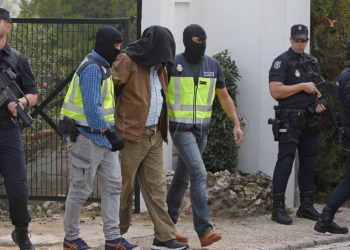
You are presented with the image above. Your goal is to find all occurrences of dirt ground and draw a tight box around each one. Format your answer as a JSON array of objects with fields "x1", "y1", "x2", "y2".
[{"x1": 1, "y1": 204, "x2": 350, "y2": 250}]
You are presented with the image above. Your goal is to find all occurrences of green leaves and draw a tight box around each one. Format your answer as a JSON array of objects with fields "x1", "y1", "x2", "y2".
[
  {"x1": 310, "y1": 0, "x2": 350, "y2": 194},
  {"x1": 202, "y1": 50, "x2": 241, "y2": 173},
  {"x1": 19, "y1": 0, "x2": 137, "y2": 19}
]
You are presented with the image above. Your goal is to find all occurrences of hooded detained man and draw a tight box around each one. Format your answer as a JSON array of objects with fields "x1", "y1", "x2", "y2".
[
  {"x1": 111, "y1": 26, "x2": 189, "y2": 250},
  {"x1": 165, "y1": 24, "x2": 244, "y2": 247},
  {"x1": 59, "y1": 26, "x2": 139, "y2": 250}
]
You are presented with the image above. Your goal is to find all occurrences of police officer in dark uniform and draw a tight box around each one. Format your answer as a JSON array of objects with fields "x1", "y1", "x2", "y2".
[
  {"x1": 268, "y1": 24, "x2": 326, "y2": 225},
  {"x1": 313, "y1": 41, "x2": 350, "y2": 234},
  {"x1": 0, "y1": 8, "x2": 38, "y2": 250}
]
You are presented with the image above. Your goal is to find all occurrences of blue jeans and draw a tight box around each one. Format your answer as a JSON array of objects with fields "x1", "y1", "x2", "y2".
[
  {"x1": 166, "y1": 129, "x2": 213, "y2": 238},
  {"x1": 327, "y1": 138, "x2": 350, "y2": 212}
]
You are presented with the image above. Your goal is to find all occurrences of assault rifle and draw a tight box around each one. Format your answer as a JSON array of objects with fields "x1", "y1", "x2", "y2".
[
  {"x1": 297, "y1": 58, "x2": 339, "y2": 128},
  {"x1": 0, "y1": 68, "x2": 34, "y2": 128}
]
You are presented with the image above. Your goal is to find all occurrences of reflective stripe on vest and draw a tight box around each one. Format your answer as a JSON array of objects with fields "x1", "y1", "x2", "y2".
[
  {"x1": 168, "y1": 76, "x2": 216, "y2": 124},
  {"x1": 60, "y1": 61, "x2": 114, "y2": 126}
]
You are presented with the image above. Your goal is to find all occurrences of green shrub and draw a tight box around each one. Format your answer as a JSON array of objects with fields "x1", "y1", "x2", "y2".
[
  {"x1": 310, "y1": 0, "x2": 350, "y2": 195},
  {"x1": 202, "y1": 50, "x2": 241, "y2": 173},
  {"x1": 230, "y1": 205, "x2": 243, "y2": 218}
]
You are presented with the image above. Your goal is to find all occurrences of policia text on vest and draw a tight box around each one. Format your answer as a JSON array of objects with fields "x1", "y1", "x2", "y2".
[{"x1": 0, "y1": 68, "x2": 34, "y2": 128}]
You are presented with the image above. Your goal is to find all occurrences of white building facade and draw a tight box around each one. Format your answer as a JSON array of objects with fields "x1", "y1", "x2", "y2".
[{"x1": 142, "y1": 0, "x2": 311, "y2": 207}]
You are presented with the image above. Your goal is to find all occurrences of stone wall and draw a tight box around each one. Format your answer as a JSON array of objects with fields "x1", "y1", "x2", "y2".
[
  {"x1": 1, "y1": 169, "x2": 273, "y2": 219},
  {"x1": 165, "y1": 170, "x2": 273, "y2": 217}
]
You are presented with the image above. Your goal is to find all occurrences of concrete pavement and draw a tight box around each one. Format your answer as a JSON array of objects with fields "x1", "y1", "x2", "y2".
[
  {"x1": 1, "y1": 203, "x2": 350, "y2": 249},
  {"x1": 250, "y1": 235, "x2": 350, "y2": 250}
]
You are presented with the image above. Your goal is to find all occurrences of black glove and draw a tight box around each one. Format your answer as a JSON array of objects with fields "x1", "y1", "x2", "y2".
[{"x1": 103, "y1": 128, "x2": 125, "y2": 152}]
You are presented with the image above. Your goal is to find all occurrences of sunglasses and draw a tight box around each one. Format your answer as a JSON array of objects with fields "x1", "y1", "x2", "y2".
[{"x1": 292, "y1": 39, "x2": 309, "y2": 43}]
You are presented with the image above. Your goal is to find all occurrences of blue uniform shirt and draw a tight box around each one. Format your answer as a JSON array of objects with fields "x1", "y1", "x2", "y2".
[
  {"x1": 0, "y1": 43, "x2": 38, "y2": 95},
  {"x1": 269, "y1": 47, "x2": 317, "y2": 109},
  {"x1": 0, "y1": 43, "x2": 38, "y2": 120},
  {"x1": 336, "y1": 62, "x2": 350, "y2": 125}
]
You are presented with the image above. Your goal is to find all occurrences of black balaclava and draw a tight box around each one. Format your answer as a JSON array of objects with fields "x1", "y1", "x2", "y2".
[
  {"x1": 183, "y1": 24, "x2": 207, "y2": 63},
  {"x1": 94, "y1": 26, "x2": 123, "y2": 66},
  {"x1": 123, "y1": 25, "x2": 176, "y2": 67}
]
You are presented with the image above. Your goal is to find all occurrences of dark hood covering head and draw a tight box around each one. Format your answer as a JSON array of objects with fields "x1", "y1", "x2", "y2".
[
  {"x1": 183, "y1": 24, "x2": 207, "y2": 63},
  {"x1": 94, "y1": 26, "x2": 123, "y2": 66},
  {"x1": 124, "y1": 25, "x2": 176, "y2": 67}
]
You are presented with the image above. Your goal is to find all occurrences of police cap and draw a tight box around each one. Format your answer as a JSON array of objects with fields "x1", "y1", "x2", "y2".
[
  {"x1": 291, "y1": 24, "x2": 308, "y2": 40},
  {"x1": 0, "y1": 8, "x2": 12, "y2": 24}
]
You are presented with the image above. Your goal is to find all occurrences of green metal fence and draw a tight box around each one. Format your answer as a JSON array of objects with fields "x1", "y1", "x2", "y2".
[{"x1": 0, "y1": 18, "x2": 136, "y2": 202}]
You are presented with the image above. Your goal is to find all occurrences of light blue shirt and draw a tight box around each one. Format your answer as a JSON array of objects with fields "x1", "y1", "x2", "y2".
[{"x1": 145, "y1": 66, "x2": 163, "y2": 126}]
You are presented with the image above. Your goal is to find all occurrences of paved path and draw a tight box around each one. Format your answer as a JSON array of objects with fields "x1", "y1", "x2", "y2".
[
  {"x1": 304, "y1": 241, "x2": 350, "y2": 249},
  {"x1": 248, "y1": 235, "x2": 350, "y2": 250},
  {"x1": 1, "y1": 204, "x2": 350, "y2": 249}
]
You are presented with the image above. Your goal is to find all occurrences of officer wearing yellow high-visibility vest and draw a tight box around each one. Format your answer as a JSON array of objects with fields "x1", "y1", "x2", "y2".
[
  {"x1": 58, "y1": 26, "x2": 139, "y2": 250},
  {"x1": 60, "y1": 58, "x2": 115, "y2": 128},
  {"x1": 166, "y1": 24, "x2": 244, "y2": 248}
]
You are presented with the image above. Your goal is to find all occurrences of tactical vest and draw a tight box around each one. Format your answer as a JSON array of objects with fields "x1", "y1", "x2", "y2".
[
  {"x1": 278, "y1": 53, "x2": 317, "y2": 108},
  {"x1": 59, "y1": 54, "x2": 115, "y2": 126},
  {"x1": 0, "y1": 48, "x2": 22, "y2": 118},
  {"x1": 168, "y1": 54, "x2": 217, "y2": 126},
  {"x1": 336, "y1": 66, "x2": 350, "y2": 125}
]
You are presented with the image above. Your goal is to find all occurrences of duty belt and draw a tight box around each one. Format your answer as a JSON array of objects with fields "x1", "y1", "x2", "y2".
[
  {"x1": 279, "y1": 108, "x2": 307, "y2": 118},
  {"x1": 77, "y1": 125, "x2": 103, "y2": 134}
]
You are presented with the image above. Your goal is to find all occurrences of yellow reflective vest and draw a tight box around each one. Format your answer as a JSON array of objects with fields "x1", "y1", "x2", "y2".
[
  {"x1": 60, "y1": 55, "x2": 115, "y2": 126},
  {"x1": 168, "y1": 54, "x2": 218, "y2": 125}
]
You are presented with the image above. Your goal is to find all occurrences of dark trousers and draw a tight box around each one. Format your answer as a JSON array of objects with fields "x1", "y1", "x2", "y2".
[
  {"x1": 0, "y1": 122, "x2": 31, "y2": 227},
  {"x1": 273, "y1": 124, "x2": 318, "y2": 194},
  {"x1": 327, "y1": 139, "x2": 350, "y2": 212}
]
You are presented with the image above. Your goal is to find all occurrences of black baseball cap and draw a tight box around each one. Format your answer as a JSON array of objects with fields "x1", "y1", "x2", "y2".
[
  {"x1": 0, "y1": 8, "x2": 12, "y2": 23},
  {"x1": 291, "y1": 24, "x2": 308, "y2": 40}
]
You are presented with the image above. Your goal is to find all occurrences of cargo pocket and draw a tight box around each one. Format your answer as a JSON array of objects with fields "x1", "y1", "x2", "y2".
[{"x1": 69, "y1": 151, "x2": 91, "y2": 187}]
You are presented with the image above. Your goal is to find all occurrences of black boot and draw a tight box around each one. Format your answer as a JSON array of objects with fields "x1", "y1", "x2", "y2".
[
  {"x1": 11, "y1": 225, "x2": 35, "y2": 250},
  {"x1": 296, "y1": 191, "x2": 320, "y2": 221},
  {"x1": 314, "y1": 205, "x2": 348, "y2": 234},
  {"x1": 271, "y1": 193, "x2": 293, "y2": 225}
]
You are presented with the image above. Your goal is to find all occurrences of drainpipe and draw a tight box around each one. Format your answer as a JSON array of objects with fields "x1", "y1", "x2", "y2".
[{"x1": 134, "y1": 0, "x2": 142, "y2": 214}]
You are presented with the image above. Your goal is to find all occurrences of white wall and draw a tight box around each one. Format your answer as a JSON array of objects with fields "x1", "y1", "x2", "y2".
[{"x1": 143, "y1": 0, "x2": 310, "y2": 207}]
